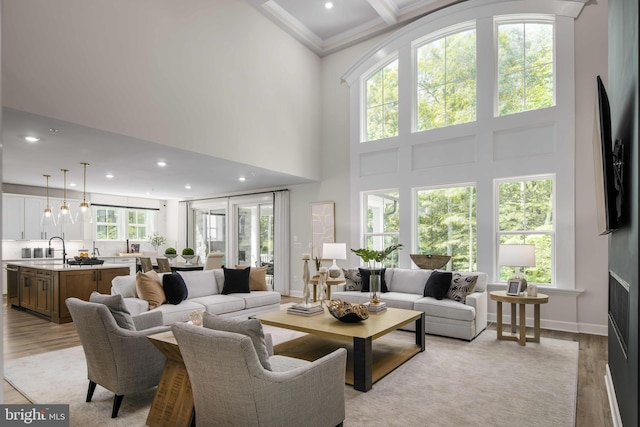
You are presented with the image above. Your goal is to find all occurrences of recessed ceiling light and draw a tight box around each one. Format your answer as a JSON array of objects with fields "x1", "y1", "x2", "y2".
[
  {"x1": 24, "y1": 136, "x2": 40, "y2": 143},
  {"x1": 157, "y1": 161, "x2": 167, "y2": 167},
  {"x1": 324, "y1": 2, "x2": 333, "y2": 9},
  {"x1": 69, "y1": 182, "x2": 77, "y2": 187},
  {"x1": 105, "y1": 173, "x2": 114, "y2": 179},
  {"x1": 185, "y1": 185, "x2": 192, "y2": 189},
  {"x1": 49, "y1": 128, "x2": 59, "y2": 134},
  {"x1": 238, "y1": 176, "x2": 246, "y2": 182}
]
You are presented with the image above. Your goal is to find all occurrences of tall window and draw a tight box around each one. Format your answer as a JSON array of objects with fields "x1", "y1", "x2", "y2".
[
  {"x1": 96, "y1": 207, "x2": 119, "y2": 240},
  {"x1": 415, "y1": 185, "x2": 476, "y2": 271},
  {"x1": 364, "y1": 59, "x2": 399, "y2": 142},
  {"x1": 128, "y1": 209, "x2": 148, "y2": 240},
  {"x1": 364, "y1": 191, "x2": 400, "y2": 267},
  {"x1": 497, "y1": 19, "x2": 554, "y2": 115},
  {"x1": 497, "y1": 176, "x2": 554, "y2": 284},
  {"x1": 415, "y1": 27, "x2": 476, "y2": 131}
]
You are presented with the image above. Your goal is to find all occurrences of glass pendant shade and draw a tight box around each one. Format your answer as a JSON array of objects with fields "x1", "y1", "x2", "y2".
[
  {"x1": 75, "y1": 162, "x2": 92, "y2": 224},
  {"x1": 41, "y1": 174, "x2": 57, "y2": 228},
  {"x1": 58, "y1": 169, "x2": 75, "y2": 226}
]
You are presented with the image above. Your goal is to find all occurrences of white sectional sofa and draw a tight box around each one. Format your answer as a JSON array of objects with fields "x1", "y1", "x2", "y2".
[
  {"x1": 110, "y1": 269, "x2": 281, "y2": 325},
  {"x1": 332, "y1": 268, "x2": 488, "y2": 341}
]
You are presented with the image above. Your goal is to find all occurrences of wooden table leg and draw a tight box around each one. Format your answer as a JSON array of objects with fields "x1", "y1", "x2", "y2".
[
  {"x1": 496, "y1": 301, "x2": 503, "y2": 339},
  {"x1": 313, "y1": 284, "x2": 317, "y2": 302},
  {"x1": 533, "y1": 304, "x2": 541, "y2": 343},
  {"x1": 518, "y1": 303, "x2": 526, "y2": 346},
  {"x1": 353, "y1": 336, "x2": 372, "y2": 392},
  {"x1": 510, "y1": 303, "x2": 517, "y2": 333}
]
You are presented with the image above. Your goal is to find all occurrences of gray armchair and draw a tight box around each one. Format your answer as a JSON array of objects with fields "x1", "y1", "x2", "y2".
[
  {"x1": 172, "y1": 322, "x2": 347, "y2": 427},
  {"x1": 65, "y1": 297, "x2": 169, "y2": 418}
]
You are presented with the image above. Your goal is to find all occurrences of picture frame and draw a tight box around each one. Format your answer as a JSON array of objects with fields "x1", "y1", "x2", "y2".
[
  {"x1": 506, "y1": 279, "x2": 525, "y2": 296},
  {"x1": 311, "y1": 201, "x2": 335, "y2": 260}
]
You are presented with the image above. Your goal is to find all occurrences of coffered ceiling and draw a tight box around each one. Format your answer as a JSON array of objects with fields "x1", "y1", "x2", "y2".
[{"x1": 249, "y1": 0, "x2": 463, "y2": 55}]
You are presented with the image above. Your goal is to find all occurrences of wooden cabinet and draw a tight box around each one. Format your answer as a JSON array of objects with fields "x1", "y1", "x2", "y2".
[
  {"x1": 58, "y1": 267, "x2": 130, "y2": 322},
  {"x1": 19, "y1": 268, "x2": 37, "y2": 311},
  {"x1": 35, "y1": 270, "x2": 53, "y2": 316},
  {"x1": 18, "y1": 267, "x2": 53, "y2": 316},
  {"x1": 16, "y1": 266, "x2": 130, "y2": 323}
]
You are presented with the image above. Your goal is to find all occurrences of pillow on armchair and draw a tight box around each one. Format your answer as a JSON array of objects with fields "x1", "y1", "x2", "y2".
[{"x1": 89, "y1": 291, "x2": 136, "y2": 330}]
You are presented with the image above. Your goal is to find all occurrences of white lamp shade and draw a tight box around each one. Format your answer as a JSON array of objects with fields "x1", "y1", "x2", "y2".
[
  {"x1": 498, "y1": 244, "x2": 536, "y2": 267},
  {"x1": 322, "y1": 243, "x2": 346, "y2": 260}
]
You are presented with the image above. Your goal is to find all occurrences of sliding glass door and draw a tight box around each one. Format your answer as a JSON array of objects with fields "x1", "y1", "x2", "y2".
[
  {"x1": 193, "y1": 205, "x2": 227, "y2": 266},
  {"x1": 235, "y1": 200, "x2": 274, "y2": 284}
]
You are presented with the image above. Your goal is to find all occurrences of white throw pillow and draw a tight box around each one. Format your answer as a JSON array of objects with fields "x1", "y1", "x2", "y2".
[{"x1": 177, "y1": 270, "x2": 218, "y2": 298}]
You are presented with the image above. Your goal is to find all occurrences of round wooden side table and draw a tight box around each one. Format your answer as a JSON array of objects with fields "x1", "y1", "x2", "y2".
[{"x1": 489, "y1": 290, "x2": 549, "y2": 346}]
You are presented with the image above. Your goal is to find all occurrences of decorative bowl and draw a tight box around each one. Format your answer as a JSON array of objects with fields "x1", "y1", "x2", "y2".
[
  {"x1": 410, "y1": 254, "x2": 451, "y2": 270},
  {"x1": 328, "y1": 299, "x2": 369, "y2": 323}
]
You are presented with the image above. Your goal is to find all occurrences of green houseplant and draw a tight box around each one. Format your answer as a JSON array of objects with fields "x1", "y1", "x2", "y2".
[
  {"x1": 351, "y1": 244, "x2": 403, "y2": 304},
  {"x1": 148, "y1": 233, "x2": 166, "y2": 252},
  {"x1": 181, "y1": 247, "x2": 196, "y2": 265}
]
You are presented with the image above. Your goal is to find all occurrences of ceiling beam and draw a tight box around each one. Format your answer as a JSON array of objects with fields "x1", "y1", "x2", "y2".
[{"x1": 368, "y1": 0, "x2": 399, "y2": 25}]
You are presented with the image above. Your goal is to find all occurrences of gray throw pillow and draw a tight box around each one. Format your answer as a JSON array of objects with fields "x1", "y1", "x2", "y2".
[
  {"x1": 89, "y1": 291, "x2": 136, "y2": 330},
  {"x1": 202, "y1": 312, "x2": 271, "y2": 370},
  {"x1": 342, "y1": 268, "x2": 363, "y2": 291},
  {"x1": 447, "y1": 273, "x2": 478, "y2": 303}
]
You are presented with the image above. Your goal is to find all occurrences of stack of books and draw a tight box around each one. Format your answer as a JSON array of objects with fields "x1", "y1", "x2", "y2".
[
  {"x1": 287, "y1": 304, "x2": 324, "y2": 316},
  {"x1": 367, "y1": 302, "x2": 387, "y2": 313}
]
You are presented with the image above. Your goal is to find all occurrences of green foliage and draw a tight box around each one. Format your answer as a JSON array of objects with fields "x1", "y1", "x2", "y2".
[
  {"x1": 148, "y1": 233, "x2": 166, "y2": 248},
  {"x1": 182, "y1": 247, "x2": 195, "y2": 256},
  {"x1": 351, "y1": 244, "x2": 403, "y2": 268},
  {"x1": 416, "y1": 28, "x2": 476, "y2": 131},
  {"x1": 497, "y1": 178, "x2": 553, "y2": 284},
  {"x1": 416, "y1": 186, "x2": 476, "y2": 271},
  {"x1": 365, "y1": 60, "x2": 399, "y2": 141},
  {"x1": 498, "y1": 22, "x2": 554, "y2": 115},
  {"x1": 165, "y1": 247, "x2": 177, "y2": 255}
]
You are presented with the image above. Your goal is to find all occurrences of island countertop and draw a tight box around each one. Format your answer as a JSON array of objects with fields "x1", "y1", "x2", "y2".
[{"x1": 6, "y1": 261, "x2": 133, "y2": 271}]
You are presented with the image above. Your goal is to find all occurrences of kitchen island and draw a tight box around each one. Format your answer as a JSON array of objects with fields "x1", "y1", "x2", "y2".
[{"x1": 6, "y1": 261, "x2": 130, "y2": 323}]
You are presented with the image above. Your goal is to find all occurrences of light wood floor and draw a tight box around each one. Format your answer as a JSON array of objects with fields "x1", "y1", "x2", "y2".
[{"x1": 3, "y1": 298, "x2": 612, "y2": 426}]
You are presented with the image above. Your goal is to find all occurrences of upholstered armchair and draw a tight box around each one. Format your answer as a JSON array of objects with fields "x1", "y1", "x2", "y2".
[
  {"x1": 172, "y1": 322, "x2": 347, "y2": 427},
  {"x1": 65, "y1": 297, "x2": 169, "y2": 418}
]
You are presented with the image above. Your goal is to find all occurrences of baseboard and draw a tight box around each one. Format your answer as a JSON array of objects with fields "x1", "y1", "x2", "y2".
[
  {"x1": 605, "y1": 364, "x2": 623, "y2": 427},
  {"x1": 578, "y1": 322, "x2": 608, "y2": 336}
]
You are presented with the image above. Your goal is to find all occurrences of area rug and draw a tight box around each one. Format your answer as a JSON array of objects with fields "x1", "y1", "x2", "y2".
[{"x1": 4, "y1": 327, "x2": 578, "y2": 427}]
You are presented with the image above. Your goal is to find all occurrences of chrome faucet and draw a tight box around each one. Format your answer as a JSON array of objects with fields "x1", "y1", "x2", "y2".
[{"x1": 48, "y1": 236, "x2": 67, "y2": 265}]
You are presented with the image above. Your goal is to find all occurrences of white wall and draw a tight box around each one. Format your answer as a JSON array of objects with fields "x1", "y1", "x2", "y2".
[{"x1": 2, "y1": 0, "x2": 322, "y2": 180}]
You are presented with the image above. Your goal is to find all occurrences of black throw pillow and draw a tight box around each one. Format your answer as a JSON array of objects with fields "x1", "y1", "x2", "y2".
[
  {"x1": 162, "y1": 273, "x2": 189, "y2": 305},
  {"x1": 423, "y1": 270, "x2": 453, "y2": 300},
  {"x1": 222, "y1": 267, "x2": 251, "y2": 294},
  {"x1": 358, "y1": 268, "x2": 388, "y2": 293}
]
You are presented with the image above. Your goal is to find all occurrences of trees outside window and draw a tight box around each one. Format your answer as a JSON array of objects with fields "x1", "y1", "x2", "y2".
[
  {"x1": 415, "y1": 185, "x2": 476, "y2": 271},
  {"x1": 416, "y1": 27, "x2": 476, "y2": 131},
  {"x1": 497, "y1": 176, "x2": 554, "y2": 284},
  {"x1": 364, "y1": 191, "x2": 400, "y2": 267},
  {"x1": 128, "y1": 209, "x2": 148, "y2": 240},
  {"x1": 365, "y1": 59, "x2": 399, "y2": 142},
  {"x1": 497, "y1": 20, "x2": 554, "y2": 116},
  {"x1": 96, "y1": 207, "x2": 119, "y2": 240}
]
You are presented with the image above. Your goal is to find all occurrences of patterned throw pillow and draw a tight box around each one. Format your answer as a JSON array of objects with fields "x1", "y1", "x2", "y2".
[
  {"x1": 342, "y1": 268, "x2": 363, "y2": 291},
  {"x1": 447, "y1": 273, "x2": 478, "y2": 303}
]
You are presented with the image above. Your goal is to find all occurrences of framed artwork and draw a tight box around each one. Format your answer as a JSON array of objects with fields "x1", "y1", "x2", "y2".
[
  {"x1": 506, "y1": 279, "x2": 525, "y2": 296},
  {"x1": 311, "y1": 201, "x2": 335, "y2": 259}
]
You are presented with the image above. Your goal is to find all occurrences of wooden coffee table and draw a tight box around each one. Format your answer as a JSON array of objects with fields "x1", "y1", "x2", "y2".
[{"x1": 256, "y1": 306, "x2": 425, "y2": 392}]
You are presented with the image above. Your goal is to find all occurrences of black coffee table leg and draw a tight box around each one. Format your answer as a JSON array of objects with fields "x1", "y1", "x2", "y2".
[{"x1": 353, "y1": 336, "x2": 372, "y2": 392}]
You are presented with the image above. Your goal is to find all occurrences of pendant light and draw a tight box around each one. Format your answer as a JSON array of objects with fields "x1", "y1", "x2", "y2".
[
  {"x1": 58, "y1": 168, "x2": 75, "y2": 225},
  {"x1": 76, "y1": 162, "x2": 92, "y2": 224},
  {"x1": 41, "y1": 174, "x2": 57, "y2": 228}
]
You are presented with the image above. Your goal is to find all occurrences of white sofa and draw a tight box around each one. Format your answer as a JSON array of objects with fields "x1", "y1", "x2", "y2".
[
  {"x1": 332, "y1": 268, "x2": 488, "y2": 341},
  {"x1": 111, "y1": 269, "x2": 281, "y2": 325}
]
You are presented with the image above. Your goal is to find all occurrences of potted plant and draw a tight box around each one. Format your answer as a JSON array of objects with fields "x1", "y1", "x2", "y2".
[
  {"x1": 164, "y1": 247, "x2": 178, "y2": 263},
  {"x1": 148, "y1": 233, "x2": 166, "y2": 252},
  {"x1": 181, "y1": 247, "x2": 195, "y2": 265},
  {"x1": 351, "y1": 244, "x2": 403, "y2": 304}
]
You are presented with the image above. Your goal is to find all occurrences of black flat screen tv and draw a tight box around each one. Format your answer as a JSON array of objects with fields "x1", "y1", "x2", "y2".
[{"x1": 593, "y1": 75, "x2": 619, "y2": 234}]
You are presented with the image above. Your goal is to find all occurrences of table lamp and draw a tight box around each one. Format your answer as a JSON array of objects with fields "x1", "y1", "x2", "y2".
[
  {"x1": 322, "y1": 243, "x2": 346, "y2": 279},
  {"x1": 498, "y1": 244, "x2": 536, "y2": 293}
]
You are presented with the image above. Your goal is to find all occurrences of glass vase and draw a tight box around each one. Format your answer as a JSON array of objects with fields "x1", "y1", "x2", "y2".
[{"x1": 370, "y1": 274, "x2": 381, "y2": 304}]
